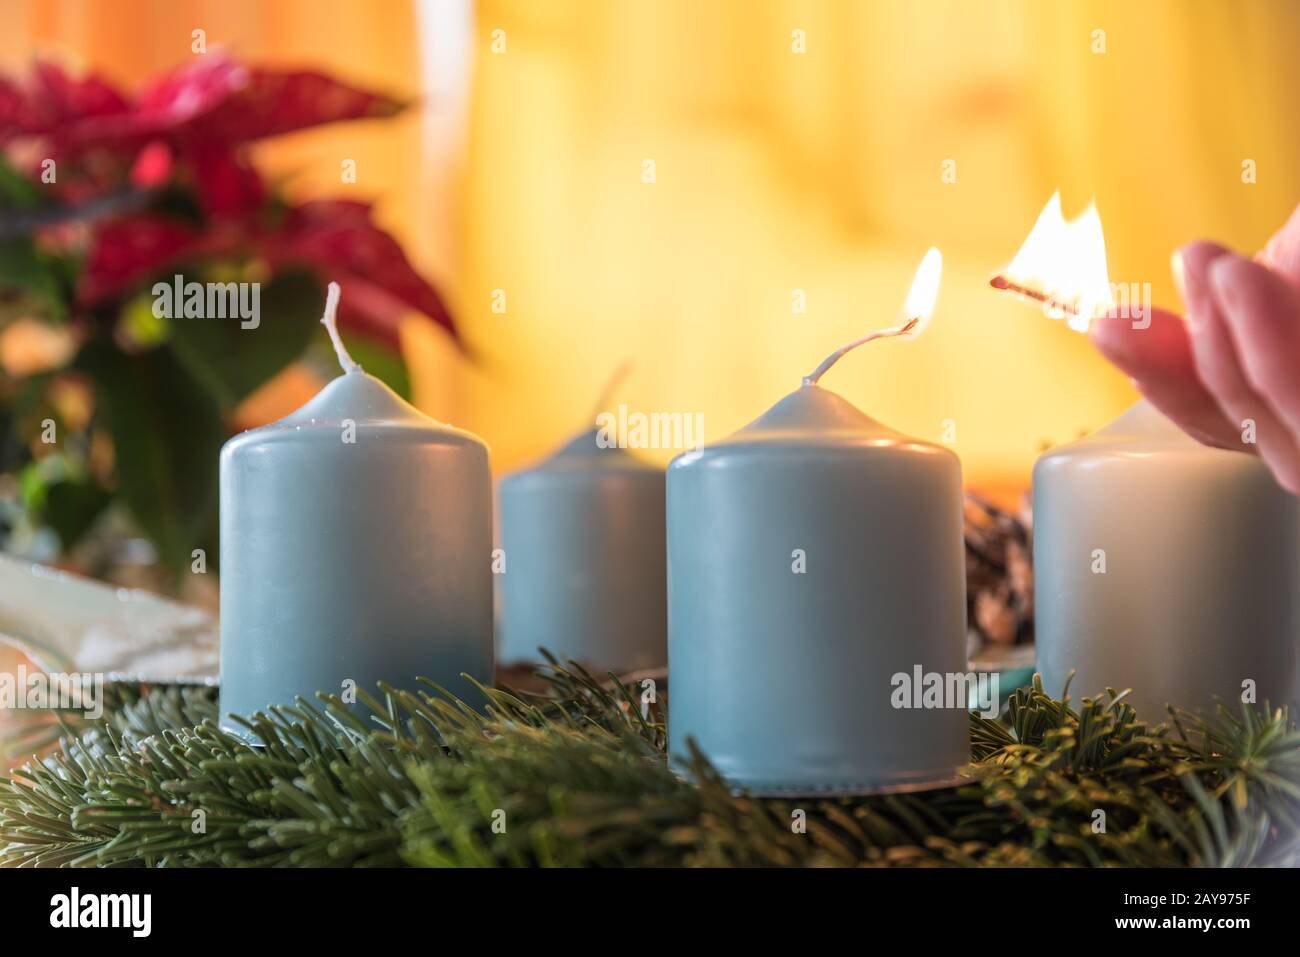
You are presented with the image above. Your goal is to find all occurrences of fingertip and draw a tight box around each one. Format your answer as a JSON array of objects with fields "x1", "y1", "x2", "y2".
[
  {"x1": 1171, "y1": 241, "x2": 1233, "y2": 332},
  {"x1": 1177, "y1": 239, "x2": 1233, "y2": 273},
  {"x1": 1207, "y1": 252, "x2": 1300, "y2": 331},
  {"x1": 1206, "y1": 252, "x2": 1257, "y2": 306},
  {"x1": 1088, "y1": 305, "x2": 1191, "y2": 372},
  {"x1": 1087, "y1": 308, "x2": 1128, "y2": 360}
]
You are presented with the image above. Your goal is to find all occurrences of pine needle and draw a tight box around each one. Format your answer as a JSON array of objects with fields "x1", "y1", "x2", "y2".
[{"x1": 1, "y1": 669, "x2": 1296, "y2": 868}]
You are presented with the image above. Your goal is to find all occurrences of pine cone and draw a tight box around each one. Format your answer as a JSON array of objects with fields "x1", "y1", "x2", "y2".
[{"x1": 964, "y1": 493, "x2": 1034, "y2": 647}]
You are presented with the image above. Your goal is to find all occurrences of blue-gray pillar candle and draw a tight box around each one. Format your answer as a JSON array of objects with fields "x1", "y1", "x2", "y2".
[
  {"x1": 219, "y1": 283, "x2": 493, "y2": 735},
  {"x1": 497, "y1": 430, "x2": 666, "y2": 671},
  {"x1": 667, "y1": 250, "x2": 970, "y2": 794},
  {"x1": 1034, "y1": 400, "x2": 1300, "y2": 718}
]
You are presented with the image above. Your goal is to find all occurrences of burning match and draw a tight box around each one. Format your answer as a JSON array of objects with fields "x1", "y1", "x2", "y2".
[
  {"x1": 989, "y1": 192, "x2": 1114, "y2": 332},
  {"x1": 988, "y1": 274, "x2": 1082, "y2": 317}
]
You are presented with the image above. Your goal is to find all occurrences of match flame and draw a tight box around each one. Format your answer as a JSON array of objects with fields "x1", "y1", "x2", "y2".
[
  {"x1": 901, "y1": 246, "x2": 943, "y2": 337},
  {"x1": 992, "y1": 192, "x2": 1114, "y2": 333}
]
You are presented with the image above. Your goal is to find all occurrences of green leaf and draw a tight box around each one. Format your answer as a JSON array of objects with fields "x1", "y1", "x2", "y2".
[
  {"x1": 40, "y1": 476, "x2": 112, "y2": 550},
  {"x1": 164, "y1": 268, "x2": 324, "y2": 409},
  {"x1": 0, "y1": 158, "x2": 70, "y2": 321},
  {"x1": 333, "y1": 332, "x2": 411, "y2": 399},
  {"x1": 0, "y1": 158, "x2": 44, "y2": 211},
  {"x1": 76, "y1": 339, "x2": 224, "y2": 576},
  {"x1": 0, "y1": 238, "x2": 68, "y2": 321}
]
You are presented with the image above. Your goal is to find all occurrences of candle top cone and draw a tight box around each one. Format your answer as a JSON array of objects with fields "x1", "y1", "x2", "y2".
[
  {"x1": 532, "y1": 429, "x2": 662, "y2": 471},
  {"x1": 223, "y1": 282, "x2": 485, "y2": 449},
  {"x1": 1037, "y1": 399, "x2": 1230, "y2": 469},
  {"x1": 517, "y1": 361, "x2": 659, "y2": 474},
  {"x1": 1069, "y1": 399, "x2": 1205, "y2": 451},
  {"x1": 722, "y1": 386, "x2": 909, "y2": 446}
]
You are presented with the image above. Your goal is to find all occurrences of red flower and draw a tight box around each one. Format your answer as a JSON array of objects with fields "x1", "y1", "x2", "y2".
[
  {"x1": 133, "y1": 58, "x2": 409, "y2": 147},
  {"x1": 2, "y1": 55, "x2": 450, "y2": 344},
  {"x1": 79, "y1": 215, "x2": 204, "y2": 305},
  {"x1": 3, "y1": 56, "x2": 408, "y2": 151},
  {"x1": 272, "y1": 201, "x2": 453, "y2": 341},
  {"x1": 0, "y1": 62, "x2": 131, "y2": 144},
  {"x1": 78, "y1": 201, "x2": 449, "y2": 347}
]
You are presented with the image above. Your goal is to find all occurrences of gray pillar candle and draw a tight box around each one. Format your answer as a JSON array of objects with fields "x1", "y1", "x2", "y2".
[
  {"x1": 1034, "y1": 400, "x2": 1300, "y2": 719},
  {"x1": 219, "y1": 284, "x2": 493, "y2": 734},
  {"x1": 497, "y1": 430, "x2": 666, "y2": 671},
  {"x1": 668, "y1": 250, "x2": 970, "y2": 794}
]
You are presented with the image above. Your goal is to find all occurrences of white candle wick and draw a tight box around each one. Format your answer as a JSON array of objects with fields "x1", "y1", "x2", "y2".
[
  {"x1": 320, "y1": 281, "x2": 361, "y2": 374},
  {"x1": 590, "y1": 360, "x2": 633, "y2": 423},
  {"x1": 802, "y1": 316, "x2": 918, "y2": 387}
]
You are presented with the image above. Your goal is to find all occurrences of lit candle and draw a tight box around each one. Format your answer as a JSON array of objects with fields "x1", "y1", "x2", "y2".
[
  {"x1": 219, "y1": 284, "x2": 494, "y2": 734},
  {"x1": 993, "y1": 194, "x2": 1300, "y2": 717},
  {"x1": 497, "y1": 366, "x2": 667, "y2": 672},
  {"x1": 667, "y1": 249, "x2": 971, "y2": 793}
]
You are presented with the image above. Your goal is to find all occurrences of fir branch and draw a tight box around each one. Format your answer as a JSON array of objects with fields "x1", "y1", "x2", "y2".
[{"x1": 1, "y1": 669, "x2": 1296, "y2": 868}]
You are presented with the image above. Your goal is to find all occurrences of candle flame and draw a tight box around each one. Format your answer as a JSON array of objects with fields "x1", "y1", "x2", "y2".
[
  {"x1": 901, "y1": 245, "x2": 943, "y2": 337},
  {"x1": 991, "y1": 192, "x2": 1113, "y2": 333},
  {"x1": 802, "y1": 246, "x2": 942, "y2": 386}
]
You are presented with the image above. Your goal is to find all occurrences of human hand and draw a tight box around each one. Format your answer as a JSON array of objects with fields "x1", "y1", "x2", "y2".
[{"x1": 1090, "y1": 203, "x2": 1300, "y2": 493}]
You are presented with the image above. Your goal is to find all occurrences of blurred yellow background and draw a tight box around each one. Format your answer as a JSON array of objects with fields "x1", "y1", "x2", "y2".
[{"x1": 5, "y1": 0, "x2": 1299, "y2": 500}]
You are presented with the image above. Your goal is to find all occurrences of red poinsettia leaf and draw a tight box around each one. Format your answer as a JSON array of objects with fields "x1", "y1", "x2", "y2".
[
  {"x1": 28, "y1": 62, "x2": 131, "y2": 125},
  {"x1": 133, "y1": 57, "x2": 407, "y2": 146},
  {"x1": 79, "y1": 214, "x2": 201, "y2": 304},
  {"x1": 6, "y1": 57, "x2": 406, "y2": 152},
  {"x1": 188, "y1": 149, "x2": 265, "y2": 218},
  {"x1": 1, "y1": 63, "x2": 129, "y2": 144},
  {"x1": 78, "y1": 205, "x2": 455, "y2": 347},
  {"x1": 265, "y1": 200, "x2": 453, "y2": 344},
  {"x1": 129, "y1": 57, "x2": 250, "y2": 135},
  {"x1": 0, "y1": 75, "x2": 29, "y2": 140},
  {"x1": 329, "y1": 285, "x2": 429, "y2": 348},
  {"x1": 200, "y1": 67, "x2": 408, "y2": 143},
  {"x1": 2, "y1": 62, "x2": 131, "y2": 147}
]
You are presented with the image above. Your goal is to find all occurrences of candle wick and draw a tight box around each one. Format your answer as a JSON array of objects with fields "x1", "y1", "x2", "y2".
[
  {"x1": 590, "y1": 360, "x2": 633, "y2": 425},
  {"x1": 801, "y1": 317, "x2": 919, "y2": 387},
  {"x1": 320, "y1": 281, "x2": 361, "y2": 374}
]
